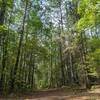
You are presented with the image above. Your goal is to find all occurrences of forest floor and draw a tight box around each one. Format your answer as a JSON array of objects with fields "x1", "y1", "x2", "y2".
[{"x1": 0, "y1": 85, "x2": 100, "y2": 100}]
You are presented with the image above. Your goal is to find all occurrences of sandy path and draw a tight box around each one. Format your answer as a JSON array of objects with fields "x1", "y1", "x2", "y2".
[
  {"x1": 23, "y1": 87, "x2": 100, "y2": 100},
  {"x1": 0, "y1": 86, "x2": 100, "y2": 100}
]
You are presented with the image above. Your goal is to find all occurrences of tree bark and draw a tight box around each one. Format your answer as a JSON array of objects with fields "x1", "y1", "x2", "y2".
[{"x1": 10, "y1": 0, "x2": 28, "y2": 91}]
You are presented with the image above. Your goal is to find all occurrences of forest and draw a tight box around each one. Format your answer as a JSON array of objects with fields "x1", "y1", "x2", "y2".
[{"x1": 0, "y1": 0, "x2": 100, "y2": 99}]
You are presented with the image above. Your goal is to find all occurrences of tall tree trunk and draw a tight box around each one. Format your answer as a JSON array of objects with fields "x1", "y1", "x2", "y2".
[
  {"x1": 49, "y1": 36, "x2": 53, "y2": 88},
  {"x1": 69, "y1": 52, "x2": 74, "y2": 84},
  {"x1": 79, "y1": 32, "x2": 89, "y2": 88},
  {"x1": 10, "y1": 0, "x2": 28, "y2": 91},
  {"x1": 58, "y1": 0, "x2": 65, "y2": 86},
  {"x1": 0, "y1": 0, "x2": 7, "y2": 92}
]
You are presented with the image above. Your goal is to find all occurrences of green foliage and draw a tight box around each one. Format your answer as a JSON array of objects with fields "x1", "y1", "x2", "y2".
[
  {"x1": 77, "y1": 0, "x2": 100, "y2": 31},
  {"x1": 0, "y1": 0, "x2": 100, "y2": 94},
  {"x1": 0, "y1": 25, "x2": 7, "y2": 32}
]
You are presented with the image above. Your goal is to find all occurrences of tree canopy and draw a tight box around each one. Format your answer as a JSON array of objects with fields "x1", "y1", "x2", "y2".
[{"x1": 0, "y1": 0, "x2": 100, "y2": 94}]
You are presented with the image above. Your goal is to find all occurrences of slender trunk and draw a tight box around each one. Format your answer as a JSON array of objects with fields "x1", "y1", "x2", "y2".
[
  {"x1": 58, "y1": 0, "x2": 65, "y2": 86},
  {"x1": 10, "y1": 0, "x2": 28, "y2": 91},
  {"x1": 49, "y1": 23, "x2": 53, "y2": 87},
  {"x1": 79, "y1": 32, "x2": 89, "y2": 88},
  {"x1": 69, "y1": 52, "x2": 74, "y2": 84},
  {"x1": 0, "y1": 0, "x2": 7, "y2": 92},
  {"x1": 31, "y1": 55, "x2": 35, "y2": 89}
]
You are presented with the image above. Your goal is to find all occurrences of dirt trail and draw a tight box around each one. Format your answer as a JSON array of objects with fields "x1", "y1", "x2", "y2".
[
  {"x1": 0, "y1": 86, "x2": 100, "y2": 100},
  {"x1": 24, "y1": 87, "x2": 100, "y2": 100}
]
